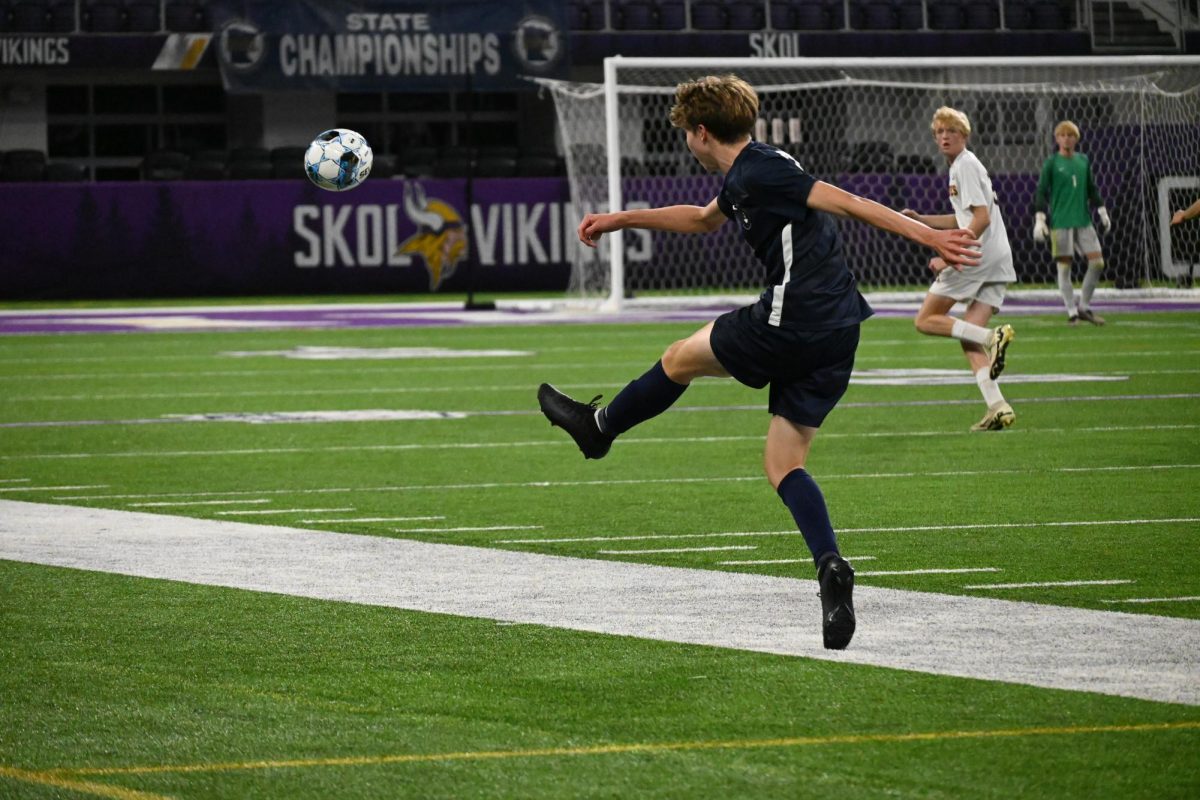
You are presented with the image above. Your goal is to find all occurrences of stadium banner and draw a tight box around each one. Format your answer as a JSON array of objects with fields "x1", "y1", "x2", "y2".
[
  {"x1": 0, "y1": 34, "x2": 217, "y2": 70},
  {"x1": 0, "y1": 178, "x2": 584, "y2": 299},
  {"x1": 208, "y1": 0, "x2": 566, "y2": 92}
]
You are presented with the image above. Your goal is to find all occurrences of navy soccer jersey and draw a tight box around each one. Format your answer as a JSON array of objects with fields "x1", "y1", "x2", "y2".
[{"x1": 716, "y1": 141, "x2": 873, "y2": 331}]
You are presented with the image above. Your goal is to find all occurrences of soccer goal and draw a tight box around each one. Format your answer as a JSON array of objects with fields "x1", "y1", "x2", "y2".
[{"x1": 538, "y1": 56, "x2": 1200, "y2": 309}]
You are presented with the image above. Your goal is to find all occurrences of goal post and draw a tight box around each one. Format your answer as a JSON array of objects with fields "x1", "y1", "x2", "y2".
[{"x1": 539, "y1": 56, "x2": 1200, "y2": 310}]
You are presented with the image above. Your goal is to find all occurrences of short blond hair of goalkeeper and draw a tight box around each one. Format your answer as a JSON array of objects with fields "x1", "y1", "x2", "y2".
[
  {"x1": 1054, "y1": 120, "x2": 1081, "y2": 139},
  {"x1": 930, "y1": 106, "x2": 971, "y2": 138},
  {"x1": 668, "y1": 74, "x2": 759, "y2": 144}
]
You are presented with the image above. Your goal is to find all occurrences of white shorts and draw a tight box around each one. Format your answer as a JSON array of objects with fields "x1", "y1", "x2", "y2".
[
  {"x1": 1051, "y1": 225, "x2": 1102, "y2": 259},
  {"x1": 929, "y1": 269, "x2": 1009, "y2": 309}
]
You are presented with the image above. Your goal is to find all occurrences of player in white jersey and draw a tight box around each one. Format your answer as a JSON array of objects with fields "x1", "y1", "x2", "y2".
[{"x1": 902, "y1": 106, "x2": 1017, "y2": 432}]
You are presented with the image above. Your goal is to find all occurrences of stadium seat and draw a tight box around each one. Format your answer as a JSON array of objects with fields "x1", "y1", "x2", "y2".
[
  {"x1": 227, "y1": 159, "x2": 273, "y2": 180},
  {"x1": 46, "y1": 0, "x2": 77, "y2": 31},
  {"x1": 399, "y1": 146, "x2": 437, "y2": 177},
  {"x1": 769, "y1": 2, "x2": 793, "y2": 29},
  {"x1": 432, "y1": 155, "x2": 472, "y2": 178},
  {"x1": 689, "y1": 1, "x2": 725, "y2": 30},
  {"x1": 1029, "y1": 2, "x2": 1067, "y2": 29},
  {"x1": 791, "y1": 3, "x2": 831, "y2": 30},
  {"x1": 927, "y1": 1, "x2": 964, "y2": 30},
  {"x1": 1002, "y1": 0, "x2": 1032, "y2": 29},
  {"x1": 823, "y1": 0, "x2": 847, "y2": 29},
  {"x1": 516, "y1": 154, "x2": 561, "y2": 177},
  {"x1": 229, "y1": 146, "x2": 270, "y2": 164},
  {"x1": 368, "y1": 154, "x2": 395, "y2": 180},
  {"x1": 140, "y1": 150, "x2": 189, "y2": 181},
  {"x1": 10, "y1": 0, "x2": 52, "y2": 32},
  {"x1": 656, "y1": 0, "x2": 685, "y2": 29},
  {"x1": 185, "y1": 159, "x2": 226, "y2": 180},
  {"x1": 893, "y1": 0, "x2": 925, "y2": 30},
  {"x1": 4, "y1": 148, "x2": 47, "y2": 165},
  {"x1": 724, "y1": 0, "x2": 764, "y2": 30},
  {"x1": 1, "y1": 161, "x2": 46, "y2": 182},
  {"x1": 45, "y1": 162, "x2": 88, "y2": 181},
  {"x1": 124, "y1": 1, "x2": 159, "y2": 32},
  {"x1": 270, "y1": 145, "x2": 308, "y2": 171},
  {"x1": 616, "y1": 0, "x2": 656, "y2": 30},
  {"x1": 83, "y1": 1, "x2": 125, "y2": 32},
  {"x1": 163, "y1": 0, "x2": 206, "y2": 32},
  {"x1": 858, "y1": 2, "x2": 897, "y2": 30},
  {"x1": 474, "y1": 156, "x2": 518, "y2": 178},
  {"x1": 963, "y1": 1, "x2": 1000, "y2": 30}
]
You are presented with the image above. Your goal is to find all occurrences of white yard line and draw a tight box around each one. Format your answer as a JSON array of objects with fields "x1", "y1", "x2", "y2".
[
  {"x1": 0, "y1": 478, "x2": 31, "y2": 483},
  {"x1": 1101, "y1": 596, "x2": 1200, "y2": 605},
  {"x1": 0, "y1": 484, "x2": 108, "y2": 493},
  {"x1": 597, "y1": 546, "x2": 758, "y2": 555},
  {"x1": 2, "y1": 424, "x2": 1195, "y2": 462},
  {"x1": 391, "y1": 525, "x2": 544, "y2": 533},
  {"x1": 214, "y1": 508, "x2": 355, "y2": 516},
  {"x1": 1, "y1": 500, "x2": 1196, "y2": 707},
  {"x1": 301, "y1": 516, "x2": 445, "y2": 523},
  {"x1": 966, "y1": 579, "x2": 1135, "y2": 590},
  {"x1": 41, "y1": 466, "x2": 1200, "y2": 502},
  {"x1": 858, "y1": 568, "x2": 1001, "y2": 577},
  {"x1": 720, "y1": 556, "x2": 877, "y2": 566},
  {"x1": 496, "y1": 516, "x2": 1200, "y2": 545},
  {"x1": 129, "y1": 499, "x2": 271, "y2": 508}
]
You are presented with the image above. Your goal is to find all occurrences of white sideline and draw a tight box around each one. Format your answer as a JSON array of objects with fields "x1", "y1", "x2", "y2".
[{"x1": 1, "y1": 499, "x2": 1197, "y2": 707}]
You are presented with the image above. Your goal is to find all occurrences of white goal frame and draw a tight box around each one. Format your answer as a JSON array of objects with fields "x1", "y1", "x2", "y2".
[{"x1": 595, "y1": 54, "x2": 1200, "y2": 311}]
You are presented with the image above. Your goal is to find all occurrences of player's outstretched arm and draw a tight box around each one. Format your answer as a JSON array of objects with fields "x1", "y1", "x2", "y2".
[
  {"x1": 807, "y1": 181, "x2": 981, "y2": 266},
  {"x1": 900, "y1": 209, "x2": 958, "y2": 230},
  {"x1": 1171, "y1": 199, "x2": 1200, "y2": 226},
  {"x1": 578, "y1": 199, "x2": 724, "y2": 247}
]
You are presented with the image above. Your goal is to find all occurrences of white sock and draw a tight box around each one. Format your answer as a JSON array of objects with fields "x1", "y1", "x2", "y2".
[
  {"x1": 1057, "y1": 262, "x2": 1075, "y2": 314},
  {"x1": 975, "y1": 367, "x2": 1005, "y2": 408},
  {"x1": 1080, "y1": 259, "x2": 1104, "y2": 309},
  {"x1": 951, "y1": 318, "x2": 992, "y2": 346}
]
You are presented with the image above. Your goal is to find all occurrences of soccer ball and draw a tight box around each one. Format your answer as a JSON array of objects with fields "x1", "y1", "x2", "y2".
[{"x1": 303, "y1": 128, "x2": 373, "y2": 191}]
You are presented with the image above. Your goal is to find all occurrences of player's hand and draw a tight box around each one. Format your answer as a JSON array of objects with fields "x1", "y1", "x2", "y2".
[
  {"x1": 929, "y1": 227, "x2": 981, "y2": 268},
  {"x1": 1097, "y1": 206, "x2": 1111, "y2": 234},
  {"x1": 929, "y1": 257, "x2": 960, "y2": 275},
  {"x1": 900, "y1": 208, "x2": 921, "y2": 221},
  {"x1": 577, "y1": 213, "x2": 619, "y2": 248},
  {"x1": 1033, "y1": 212, "x2": 1049, "y2": 243},
  {"x1": 1172, "y1": 210, "x2": 1186, "y2": 226}
]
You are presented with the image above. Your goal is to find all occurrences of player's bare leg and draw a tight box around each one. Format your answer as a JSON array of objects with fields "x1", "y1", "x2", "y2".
[
  {"x1": 1077, "y1": 250, "x2": 1107, "y2": 325},
  {"x1": 962, "y1": 300, "x2": 1014, "y2": 431}
]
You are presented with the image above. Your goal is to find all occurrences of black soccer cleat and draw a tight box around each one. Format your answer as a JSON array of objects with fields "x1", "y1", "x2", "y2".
[
  {"x1": 537, "y1": 383, "x2": 615, "y2": 460},
  {"x1": 817, "y1": 555, "x2": 856, "y2": 650}
]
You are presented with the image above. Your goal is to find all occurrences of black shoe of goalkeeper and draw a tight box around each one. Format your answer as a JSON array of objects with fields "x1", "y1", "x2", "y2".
[
  {"x1": 537, "y1": 383, "x2": 615, "y2": 460},
  {"x1": 817, "y1": 554, "x2": 856, "y2": 650}
]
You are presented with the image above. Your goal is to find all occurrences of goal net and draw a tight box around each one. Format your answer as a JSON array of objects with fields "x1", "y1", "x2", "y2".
[{"x1": 537, "y1": 56, "x2": 1200, "y2": 307}]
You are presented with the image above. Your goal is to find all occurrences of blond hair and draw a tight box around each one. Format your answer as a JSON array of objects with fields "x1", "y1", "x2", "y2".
[
  {"x1": 930, "y1": 106, "x2": 971, "y2": 138},
  {"x1": 668, "y1": 75, "x2": 759, "y2": 144},
  {"x1": 1054, "y1": 120, "x2": 1081, "y2": 139}
]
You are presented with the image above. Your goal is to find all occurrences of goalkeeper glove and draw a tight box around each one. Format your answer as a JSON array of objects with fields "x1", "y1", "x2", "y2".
[
  {"x1": 1033, "y1": 212, "x2": 1049, "y2": 243},
  {"x1": 1097, "y1": 206, "x2": 1111, "y2": 234}
]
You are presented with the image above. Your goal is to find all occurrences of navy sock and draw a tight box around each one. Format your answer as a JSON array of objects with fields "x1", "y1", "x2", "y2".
[
  {"x1": 776, "y1": 468, "x2": 840, "y2": 567},
  {"x1": 599, "y1": 360, "x2": 688, "y2": 436}
]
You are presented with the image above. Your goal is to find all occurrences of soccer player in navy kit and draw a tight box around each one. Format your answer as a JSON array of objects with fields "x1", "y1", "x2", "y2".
[{"x1": 537, "y1": 75, "x2": 980, "y2": 650}]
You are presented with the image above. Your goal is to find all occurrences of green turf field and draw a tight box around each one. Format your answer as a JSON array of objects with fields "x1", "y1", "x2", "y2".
[{"x1": 1, "y1": 310, "x2": 1198, "y2": 798}]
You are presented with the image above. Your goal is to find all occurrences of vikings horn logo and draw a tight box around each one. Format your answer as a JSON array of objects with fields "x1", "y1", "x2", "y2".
[{"x1": 398, "y1": 182, "x2": 468, "y2": 290}]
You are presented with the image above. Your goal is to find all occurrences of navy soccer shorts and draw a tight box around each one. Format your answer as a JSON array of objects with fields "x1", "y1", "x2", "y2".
[{"x1": 710, "y1": 304, "x2": 860, "y2": 428}]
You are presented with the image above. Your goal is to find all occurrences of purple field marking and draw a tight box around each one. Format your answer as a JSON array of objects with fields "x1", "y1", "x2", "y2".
[{"x1": 1, "y1": 297, "x2": 1198, "y2": 336}]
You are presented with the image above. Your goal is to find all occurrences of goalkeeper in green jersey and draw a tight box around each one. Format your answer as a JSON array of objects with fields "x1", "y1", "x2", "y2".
[{"x1": 1033, "y1": 120, "x2": 1110, "y2": 325}]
